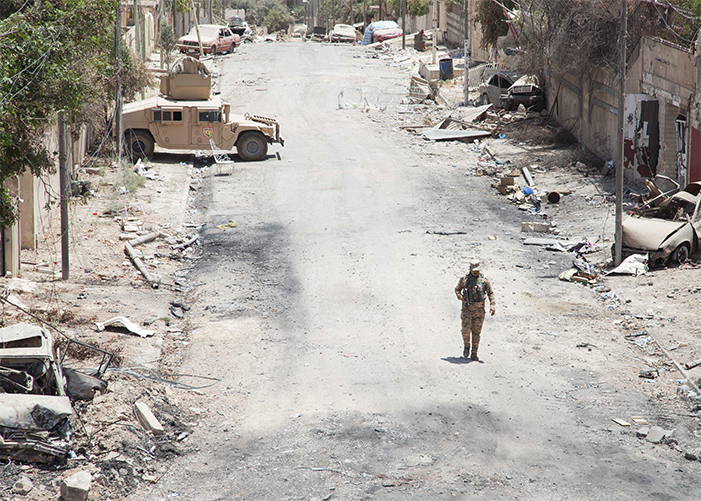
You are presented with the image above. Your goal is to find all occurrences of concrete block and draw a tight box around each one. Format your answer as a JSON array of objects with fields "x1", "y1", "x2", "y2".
[
  {"x1": 521, "y1": 222, "x2": 551, "y2": 233},
  {"x1": 134, "y1": 401, "x2": 165, "y2": 435},
  {"x1": 636, "y1": 426, "x2": 650, "y2": 438},
  {"x1": 60, "y1": 471, "x2": 92, "y2": 501},
  {"x1": 646, "y1": 426, "x2": 666, "y2": 444},
  {"x1": 13, "y1": 475, "x2": 33, "y2": 495}
]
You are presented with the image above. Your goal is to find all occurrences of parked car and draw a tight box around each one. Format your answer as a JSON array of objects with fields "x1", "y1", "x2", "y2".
[
  {"x1": 330, "y1": 24, "x2": 357, "y2": 43},
  {"x1": 372, "y1": 21, "x2": 402, "y2": 42},
  {"x1": 477, "y1": 72, "x2": 516, "y2": 107},
  {"x1": 177, "y1": 24, "x2": 240, "y2": 56},
  {"x1": 617, "y1": 181, "x2": 701, "y2": 266},
  {"x1": 362, "y1": 20, "x2": 402, "y2": 44},
  {"x1": 502, "y1": 75, "x2": 546, "y2": 112}
]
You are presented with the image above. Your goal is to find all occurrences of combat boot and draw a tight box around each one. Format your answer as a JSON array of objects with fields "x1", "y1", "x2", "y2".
[
  {"x1": 463, "y1": 346, "x2": 470, "y2": 358},
  {"x1": 470, "y1": 351, "x2": 479, "y2": 361}
]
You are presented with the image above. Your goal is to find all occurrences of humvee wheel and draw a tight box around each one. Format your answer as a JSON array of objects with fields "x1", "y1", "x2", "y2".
[
  {"x1": 124, "y1": 130, "x2": 154, "y2": 161},
  {"x1": 237, "y1": 132, "x2": 268, "y2": 161}
]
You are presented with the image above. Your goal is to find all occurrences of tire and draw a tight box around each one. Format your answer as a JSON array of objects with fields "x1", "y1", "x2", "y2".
[
  {"x1": 670, "y1": 243, "x2": 690, "y2": 265},
  {"x1": 236, "y1": 132, "x2": 268, "y2": 161},
  {"x1": 210, "y1": 44, "x2": 217, "y2": 56},
  {"x1": 124, "y1": 130, "x2": 154, "y2": 161},
  {"x1": 228, "y1": 42, "x2": 235, "y2": 53},
  {"x1": 481, "y1": 93, "x2": 490, "y2": 106}
]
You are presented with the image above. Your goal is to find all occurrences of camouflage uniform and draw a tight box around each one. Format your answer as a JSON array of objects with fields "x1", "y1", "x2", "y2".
[{"x1": 455, "y1": 267, "x2": 495, "y2": 360}]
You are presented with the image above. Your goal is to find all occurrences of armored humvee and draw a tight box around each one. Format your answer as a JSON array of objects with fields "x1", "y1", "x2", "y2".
[{"x1": 121, "y1": 57, "x2": 283, "y2": 161}]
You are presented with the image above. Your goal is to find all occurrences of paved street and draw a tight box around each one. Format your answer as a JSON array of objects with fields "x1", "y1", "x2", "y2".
[{"x1": 128, "y1": 42, "x2": 701, "y2": 501}]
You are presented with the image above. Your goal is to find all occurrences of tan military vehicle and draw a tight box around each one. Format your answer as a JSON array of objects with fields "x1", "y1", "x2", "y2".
[{"x1": 121, "y1": 57, "x2": 283, "y2": 161}]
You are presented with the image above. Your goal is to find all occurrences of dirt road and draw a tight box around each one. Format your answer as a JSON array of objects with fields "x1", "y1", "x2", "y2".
[{"x1": 127, "y1": 42, "x2": 701, "y2": 500}]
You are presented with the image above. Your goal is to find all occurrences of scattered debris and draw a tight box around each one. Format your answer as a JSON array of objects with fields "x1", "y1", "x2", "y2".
[
  {"x1": 216, "y1": 220, "x2": 238, "y2": 229},
  {"x1": 684, "y1": 359, "x2": 701, "y2": 370},
  {"x1": 95, "y1": 317, "x2": 155, "y2": 338},
  {"x1": 631, "y1": 416, "x2": 648, "y2": 425},
  {"x1": 612, "y1": 418, "x2": 631, "y2": 427},
  {"x1": 607, "y1": 253, "x2": 649, "y2": 276}
]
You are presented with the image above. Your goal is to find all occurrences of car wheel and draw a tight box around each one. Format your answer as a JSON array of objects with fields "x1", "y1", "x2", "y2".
[
  {"x1": 237, "y1": 132, "x2": 268, "y2": 161},
  {"x1": 228, "y1": 42, "x2": 235, "y2": 53},
  {"x1": 124, "y1": 130, "x2": 154, "y2": 161},
  {"x1": 481, "y1": 93, "x2": 490, "y2": 106},
  {"x1": 670, "y1": 243, "x2": 690, "y2": 265},
  {"x1": 210, "y1": 44, "x2": 217, "y2": 56}
]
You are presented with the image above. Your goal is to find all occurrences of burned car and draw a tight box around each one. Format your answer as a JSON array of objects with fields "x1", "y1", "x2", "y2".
[
  {"x1": 502, "y1": 75, "x2": 546, "y2": 112},
  {"x1": 477, "y1": 72, "x2": 517, "y2": 107},
  {"x1": 617, "y1": 181, "x2": 701, "y2": 266},
  {"x1": 0, "y1": 323, "x2": 72, "y2": 463},
  {"x1": 177, "y1": 24, "x2": 240, "y2": 56}
]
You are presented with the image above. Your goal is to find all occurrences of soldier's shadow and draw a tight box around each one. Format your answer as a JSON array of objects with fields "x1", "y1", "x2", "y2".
[{"x1": 442, "y1": 357, "x2": 474, "y2": 365}]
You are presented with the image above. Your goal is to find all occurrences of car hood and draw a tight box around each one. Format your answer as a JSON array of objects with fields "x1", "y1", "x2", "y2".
[
  {"x1": 179, "y1": 33, "x2": 216, "y2": 44},
  {"x1": 622, "y1": 217, "x2": 687, "y2": 249}
]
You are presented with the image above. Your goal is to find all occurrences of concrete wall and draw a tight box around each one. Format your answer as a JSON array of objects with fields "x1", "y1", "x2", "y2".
[
  {"x1": 444, "y1": 1, "x2": 489, "y2": 62},
  {"x1": 547, "y1": 36, "x2": 697, "y2": 184}
]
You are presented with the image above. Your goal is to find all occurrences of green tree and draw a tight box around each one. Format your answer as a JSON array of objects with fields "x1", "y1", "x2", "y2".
[
  {"x1": 474, "y1": 0, "x2": 515, "y2": 49},
  {"x1": 387, "y1": 0, "x2": 429, "y2": 18},
  {"x1": 0, "y1": 0, "x2": 151, "y2": 226},
  {"x1": 159, "y1": 24, "x2": 178, "y2": 71},
  {"x1": 264, "y1": 7, "x2": 290, "y2": 32}
]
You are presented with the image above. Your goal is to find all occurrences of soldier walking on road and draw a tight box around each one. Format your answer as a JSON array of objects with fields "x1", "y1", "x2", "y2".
[{"x1": 455, "y1": 260, "x2": 495, "y2": 361}]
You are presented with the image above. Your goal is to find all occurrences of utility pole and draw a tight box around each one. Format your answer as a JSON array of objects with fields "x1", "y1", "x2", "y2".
[
  {"x1": 401, "y1": 0, "x2": 405, "y2": 49},
  {"x1": 432, "y1": 0, "x2": 437, "y2": 64},
  {"x1": 159, "y1": 0, "x2": 165, "y2": 69},
  {"x1": 58, "y1": 112, "x2": 69, "y2": 280},
  {"x1": 133, "y1": 0, "x2": 140, "y2": 59},
  {"x1": 191, "y1": 0, "x2": 204, "y2": 58},
  {"x1": 614, "y1": 0, "x2": 628, "y2": 266},
  {"x1": 463, "y1": 0, "x2": 470, "y2": 105},
  {"x1": 115, "y1": 4, "x2": 123, "y2": 167},
  {"x1": 208, "y1": 0, "x2": 213, "y2": 23}
]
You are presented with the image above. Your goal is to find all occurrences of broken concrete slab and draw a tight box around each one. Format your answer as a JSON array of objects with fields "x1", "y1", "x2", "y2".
[
  {"x1": 521, "y1": 222, "x2": 551, "y2": 233},
  {"x1": 61, "y1": 470, "x2": 92, "y2": 501},
  {"x1": 523, "y1": 237, "x2": 580, "y2": 247},
  {"x1": 95, "y1": 317, "x2": 155, "y2": 338},
  {"x1": 637, "y1": 426, "x2": 650, "y2": 438},
  {"x1": 421, "y1": 129, "x2": 491, "y2": 142},
  {"x1": 646, "y1": 426, "x2": 667, "y2": 444},
  {"x1": 134, "y1": 401, "x2": 165, "y2": 435}
]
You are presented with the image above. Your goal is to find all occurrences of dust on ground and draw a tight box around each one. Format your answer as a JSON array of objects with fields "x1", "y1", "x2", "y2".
[{"x1": 2, "y1": 39, "x2": 701, "y2": 500}]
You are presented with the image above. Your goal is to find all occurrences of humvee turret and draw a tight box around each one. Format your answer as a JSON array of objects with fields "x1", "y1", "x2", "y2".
[{"x1": 121, "y1": 57, "x2": 283, "y2": 161}]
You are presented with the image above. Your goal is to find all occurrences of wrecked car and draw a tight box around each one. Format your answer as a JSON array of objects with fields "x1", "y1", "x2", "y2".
[
  {"x1": 477, "y1": 72, "x2": 517, "y2": 107},
  {"x1": 330, "y1": 24, "x2": 357, "y2": 43},
  {"x1": 617, "y1": 182, "x2": 701, "y2": 266},
  {"x1": 0, "y1": 323, "x2": 72, "y2": 463},
  {"x1": 177, "y1": 24, "x2": 240, "y2": 56},
  {"x1": 121, "y1": 57, "x2": 283, "y2": 162},
  {"x1": 502, "y1": 75, "x2": 546, "y2": 112},
  {"x1": 362, "y1": 20, "x2": 402, "y2": 44}
]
